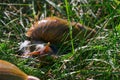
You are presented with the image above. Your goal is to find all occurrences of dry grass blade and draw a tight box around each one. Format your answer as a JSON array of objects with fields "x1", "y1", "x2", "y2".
[{"x1": 45, "y1": 0, "x2": 63, "y2": 14}]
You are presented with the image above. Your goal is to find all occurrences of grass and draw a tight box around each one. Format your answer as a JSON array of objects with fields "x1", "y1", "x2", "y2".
[{"x1": 0, "y1": 0, "x2": 120, "y2": 80}]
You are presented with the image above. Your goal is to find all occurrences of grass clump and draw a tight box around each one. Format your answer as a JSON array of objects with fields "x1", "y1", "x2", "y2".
[{"x1": 0, "y1": 0, "x2": 120, "y2": 80}]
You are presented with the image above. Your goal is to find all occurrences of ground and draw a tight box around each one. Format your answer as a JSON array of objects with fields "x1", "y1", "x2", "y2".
[{"x1": 0, "y1": 0, "x2": 120, "y2": 80}]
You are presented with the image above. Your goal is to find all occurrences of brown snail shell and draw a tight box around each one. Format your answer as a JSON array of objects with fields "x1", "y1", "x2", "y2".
[
  {"x1": 0, "y1": 60, "x2": 39, "y2": 80},
  {"x1": 26, "y1": 17, "x2": 96, "y2": 43}
]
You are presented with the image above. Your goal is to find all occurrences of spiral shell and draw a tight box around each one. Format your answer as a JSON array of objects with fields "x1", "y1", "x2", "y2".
[{"x1": 26, "y1": 17, "x2": 96, "y2": 43}]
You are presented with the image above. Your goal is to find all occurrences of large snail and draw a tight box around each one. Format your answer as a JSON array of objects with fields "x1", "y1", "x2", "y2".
[
  {"x1": 20, "y1": 17, "x2": 96, "y2": 57},
  {"x1": 0, "y1": 60, "x2": 39, "y2": 80}
]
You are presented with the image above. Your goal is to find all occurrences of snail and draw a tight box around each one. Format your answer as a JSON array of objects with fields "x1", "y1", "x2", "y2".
[
  {"x1": 0, "y1": 60, "x2": 40, "y2": 80},
  {"x1": 20, "y1": 17, "x2": 96, "y2": 57},
  {"x1": 26, "y1": 17, "x2": 96, "y2": 43}
]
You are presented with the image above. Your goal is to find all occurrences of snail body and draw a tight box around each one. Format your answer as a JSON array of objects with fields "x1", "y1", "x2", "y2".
[
  {"x1": 0, "y1": 60, "x2": 39, "y2": 80},
  {"x1": 26, "y1": 17, "x2": 96, "y2": 43}
]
